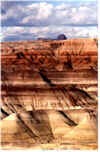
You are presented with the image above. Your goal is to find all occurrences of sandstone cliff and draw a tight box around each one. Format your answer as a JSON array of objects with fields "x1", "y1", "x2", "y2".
[{"x1": 1, "y1": 38, "x2": 98, "y2": 150}]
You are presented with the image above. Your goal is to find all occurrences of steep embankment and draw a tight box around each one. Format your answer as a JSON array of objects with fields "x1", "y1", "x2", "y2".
[{"x1": 1, "y1": 38, "x2": 98, "y2": 150}]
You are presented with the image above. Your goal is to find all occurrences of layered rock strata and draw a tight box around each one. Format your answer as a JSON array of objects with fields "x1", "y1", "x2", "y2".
[{"x1": 1, "y1": 38, "x2": 98, "y2": 150}]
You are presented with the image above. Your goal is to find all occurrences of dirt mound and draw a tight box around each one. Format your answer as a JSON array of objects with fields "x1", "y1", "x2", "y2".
[{"x1": 1, "y1": 109, "x2": 97, "y2": 149}]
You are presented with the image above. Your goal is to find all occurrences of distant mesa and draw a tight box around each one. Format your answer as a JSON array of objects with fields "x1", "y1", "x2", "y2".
[
  {"x1": 37, "y1": 34, "x2": 67, "y2": 41},
  {"x1": 37, "y1": 37, "x2": 51, "y2": 41},
  {"x1": 57, "y1": 34, "x2": 67, "y2": 40}
]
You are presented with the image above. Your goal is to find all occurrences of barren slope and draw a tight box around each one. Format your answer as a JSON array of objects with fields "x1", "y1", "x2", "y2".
[{"x1": 1, "y1": 38, "x2": 98, "y2": 150}]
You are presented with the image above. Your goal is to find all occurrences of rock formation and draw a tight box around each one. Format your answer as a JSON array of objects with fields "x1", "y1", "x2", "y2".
[
  {"x1": 1, "y1": 38, "x2": 98, "y2": 150},
  {"x1": 57, "y1": 34, "x2": 67, "y2": 40}
]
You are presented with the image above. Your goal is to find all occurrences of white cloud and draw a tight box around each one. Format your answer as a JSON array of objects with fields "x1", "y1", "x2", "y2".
[
  {"x1": 56, "y1": 3, "x2": 71, "y2": 10},
  {"x1": 21, "y1": 2, "x2": 53, "y2": 24},
  {"x1": 1, "y1": 1, "x2": 97, "y2": 26},
  {"x1": 1, "y1": 26, "x2": 98, "y2": 42},
  {"x1": 1, "y1": 1, "x2": 97, "y2": 41}
]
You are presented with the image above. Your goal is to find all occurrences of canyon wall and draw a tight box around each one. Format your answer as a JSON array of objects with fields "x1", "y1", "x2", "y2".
[{"x1": 1, "y1": 38, "x2": 98, "y2": 150}]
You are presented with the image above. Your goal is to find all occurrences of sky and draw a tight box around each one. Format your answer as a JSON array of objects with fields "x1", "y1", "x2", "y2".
[{"x1": 1, "y1": 0, "x2": 98, "y2": 41}]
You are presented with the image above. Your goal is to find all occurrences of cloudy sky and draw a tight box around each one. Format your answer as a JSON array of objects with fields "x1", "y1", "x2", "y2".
[{"x1": 1, "y1": 0, "x2": 98, "y2": 41}]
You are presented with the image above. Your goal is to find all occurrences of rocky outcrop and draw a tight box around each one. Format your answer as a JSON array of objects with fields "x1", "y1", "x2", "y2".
[
  {"x1": 57, "y1": 34, "x2": 67, "y2": 40},
  {"x1": 1, "y1": 38, "x2": 98, "y2": 150}
]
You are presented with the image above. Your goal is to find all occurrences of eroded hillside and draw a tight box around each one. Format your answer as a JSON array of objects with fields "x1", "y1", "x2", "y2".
[{"x1": 1, "y1": 38, "x2": 98, "y2": 150}]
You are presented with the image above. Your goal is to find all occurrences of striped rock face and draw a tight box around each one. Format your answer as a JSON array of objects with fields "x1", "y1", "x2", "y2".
[{"x1": 1, "y1": 38, "x2": 98, "y2": 150}]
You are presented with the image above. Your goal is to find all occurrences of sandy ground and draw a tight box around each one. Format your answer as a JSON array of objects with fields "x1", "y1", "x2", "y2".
[{"x1": 1, "y1": 109, "x2": 98, "y2": 150}]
